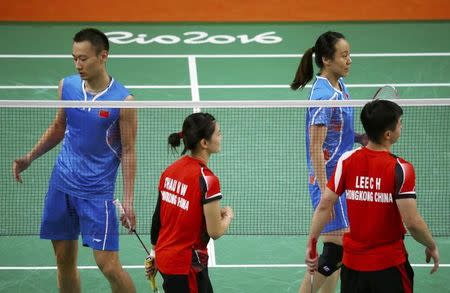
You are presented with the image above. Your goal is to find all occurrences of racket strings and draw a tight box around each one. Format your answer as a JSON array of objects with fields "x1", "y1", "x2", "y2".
[{"x1": 373, "y1": 85, "x2": 399, "y2": 100}]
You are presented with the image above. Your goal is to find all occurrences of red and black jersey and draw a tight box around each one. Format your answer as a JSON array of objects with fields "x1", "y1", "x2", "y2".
[
  {"x1": 328, "y1": 147, "x2": 416, "y2": 271},
  {"x1": 151, "y1": 155, "x2": 222, "y2": 274}
]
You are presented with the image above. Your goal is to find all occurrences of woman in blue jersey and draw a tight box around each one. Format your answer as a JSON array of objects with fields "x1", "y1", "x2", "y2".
[{"x1": 291, "y1": 31, "x2": 366, "y2": 293}]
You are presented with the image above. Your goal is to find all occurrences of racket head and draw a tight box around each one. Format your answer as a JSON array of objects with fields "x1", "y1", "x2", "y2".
[{"x1": 372, "y1": 85, "x2": 399, "y2": 100}]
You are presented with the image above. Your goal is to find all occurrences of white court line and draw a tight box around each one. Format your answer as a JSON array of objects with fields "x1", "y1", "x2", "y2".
[
  {"x1": 189, "y1": 55, "x2": 215, "y2": 263},
  {"x1": 0, "y1": 82, "x2": 450, "y2": 89},
  {"x1": 0, "y1": 264, "x2": 448, "y2": 270},
  {"x1": 187, "y1": 55, "x2": 216, "y2": 263},
  {"x1": 207, "y1": 240, "x2": 216, "y2": 267},
  {"x1": 2, "y1": 83, "x2": 450, "y2": 90},
  {"x1": 200, "y1": 83, "x2": 450, "y2": 88},
  {"x1": 188, "y1": 55, "x2": 201, "y2": 113},
  {"x1": 0, "y1": 53, "x2": 450, "y2": 58}
]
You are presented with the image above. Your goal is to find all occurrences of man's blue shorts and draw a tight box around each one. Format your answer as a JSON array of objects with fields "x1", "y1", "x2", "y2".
[
  {"x1": 309, "y1": 183, "x2": 349, "y2": 233},
  {"x1": 40, "y1": 184, "x2": 119, "y2": 251}
]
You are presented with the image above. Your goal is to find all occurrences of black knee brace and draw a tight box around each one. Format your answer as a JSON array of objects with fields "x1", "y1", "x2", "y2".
[{"x1": 317, "y1": 242, "x2": 343, "y2": 276}]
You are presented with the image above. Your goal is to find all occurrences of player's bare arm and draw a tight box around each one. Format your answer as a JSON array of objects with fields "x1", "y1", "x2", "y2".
[
  {"x1": 13, "y1": 80, "x2": 66, "y2": 183},
  {"x1": 306, "y1": 188, "x2": 339, "y2": 269},
  {"x1": 120, "y1": 95, "x2": 137, "y2": 230},
  {"x1": 309, "y1": 125, "x2": 328, "y2": 192},
  {"x1": 396, "y1": 198, "x2": 439, "y2": 273},
  {"x1": 204, "y1": 200, "x2": 233, "y2": 240}
]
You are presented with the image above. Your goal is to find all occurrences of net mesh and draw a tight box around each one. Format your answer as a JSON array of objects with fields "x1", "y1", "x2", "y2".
[{"x1": 1, "y1": 100, "x2": 449, "y2": 236}]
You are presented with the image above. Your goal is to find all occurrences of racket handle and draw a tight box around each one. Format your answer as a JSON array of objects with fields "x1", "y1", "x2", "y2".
[
  {"x1": 113, "y1": 199, "x2": 132, "y2": 230},
  {"x1": 150, "y1": 276, "x2": 159, "y2": 292},
  {"x1": 309, "y1": 238, "x2": 317, "y2": 293},
  {"x1": 309, "y1": 237, "x2": 318, "y2": 258}
]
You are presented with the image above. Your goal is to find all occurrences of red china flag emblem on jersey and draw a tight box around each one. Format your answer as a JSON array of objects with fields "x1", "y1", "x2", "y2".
[
  {"x1": 323, "y1": 149, "x2": 331, "y2": 160},
  {"x1": 331, "y1": 121, "x2": 342, "y2": 132},
  {"x1": 99, "y1": 109, "x2": 110, "y2": 118}
]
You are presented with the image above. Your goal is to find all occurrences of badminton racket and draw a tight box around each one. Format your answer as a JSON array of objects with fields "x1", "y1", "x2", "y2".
[
  {"x1": 113, "y1": 199, "x2": 159, "y2": 293},
  {"x1": 372, "y1": 85, "x2": 399, "y2": 100},
  {"x1": 309, "y1": 237, "x2": 318, "y2": 293}
]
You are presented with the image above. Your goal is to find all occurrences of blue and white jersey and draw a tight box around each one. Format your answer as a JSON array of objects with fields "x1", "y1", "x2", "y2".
[
  {"x1": 51, "y1": 74, "x2": 130, "y2": 199},
  {"x1": 305, "y1": 76, "x2": 355, "y2": 185}
]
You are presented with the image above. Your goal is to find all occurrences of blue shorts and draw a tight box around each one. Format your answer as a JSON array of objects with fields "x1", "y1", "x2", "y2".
[
  {"x1": 309, "y1": 183, "x2": 349, "y2": 233},
  {"x1": 40, "y1": 185, "x2": 119, "y2": 251}
]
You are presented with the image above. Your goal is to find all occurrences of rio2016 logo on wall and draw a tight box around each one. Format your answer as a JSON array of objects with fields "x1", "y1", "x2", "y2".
[{"x1": 105, "y1": 31, "x2": 283, "y2": 45}]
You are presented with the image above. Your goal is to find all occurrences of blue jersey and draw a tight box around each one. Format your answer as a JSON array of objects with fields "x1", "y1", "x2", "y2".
[
  {"x1": 306, "y1": 76, "x2": 355, "y2": 185},
  {"x1": 51, "y1": 74, "x2": 130, "y2": 199}
]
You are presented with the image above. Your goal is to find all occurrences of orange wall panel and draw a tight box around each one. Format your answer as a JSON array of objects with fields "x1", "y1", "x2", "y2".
[{"x1": 1, "y1": 0, "x2": 450, "y2": 22}]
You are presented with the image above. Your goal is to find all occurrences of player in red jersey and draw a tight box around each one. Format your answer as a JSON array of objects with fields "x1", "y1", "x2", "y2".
[
  {"x1": 147, "y1": 112, "x2": 234, "y2": 293},
  {"x1": 305, "y1": 99, "x2": 439, "y2": 292}
]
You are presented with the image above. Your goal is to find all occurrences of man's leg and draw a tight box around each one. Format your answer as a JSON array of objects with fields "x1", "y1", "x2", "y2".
[
  {"x1": 41, "y1": 187, "x2": 80, "y2": 293},
  {"x1": 52, "y1": 240, "x2": 80, "y2": 293},
  {"x1": 93, "y1": 249, "x2": 136, "y2": 293}
]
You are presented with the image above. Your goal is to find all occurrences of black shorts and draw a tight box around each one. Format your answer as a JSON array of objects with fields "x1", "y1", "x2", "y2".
[
  {"x1": 160, "y1": 268, "x2": 213, "y2": 293},
  {"x1": 341, "y1": 261, "x2": 414, "y2": 293}
]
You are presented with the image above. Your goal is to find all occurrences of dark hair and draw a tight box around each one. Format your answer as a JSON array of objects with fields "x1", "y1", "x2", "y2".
[
  {"x1": 168, "y1": 112, "x2": 217, "y2": 155},
  {"x1": 290, "y1": 31, "x2": 346, "y2": 90},
  {"x1": 360, "y1": 100, "x2": 403, "y2": 144},
  {"x1": 73, "y1": 28, "x2": 109, "y2": 54}
]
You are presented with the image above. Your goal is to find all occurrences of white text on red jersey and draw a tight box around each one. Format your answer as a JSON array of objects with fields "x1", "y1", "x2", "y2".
[
  {"x1": 164, "y1": 177, "x2": 188, "y2": 196},
  {"x1": 355, "y1": 176, "x2": 381, "y2": 190}
]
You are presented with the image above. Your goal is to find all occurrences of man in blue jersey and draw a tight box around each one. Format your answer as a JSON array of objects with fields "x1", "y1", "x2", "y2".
[{"x1": 13, "y1": 28, "x2": 137, "y2": 292}]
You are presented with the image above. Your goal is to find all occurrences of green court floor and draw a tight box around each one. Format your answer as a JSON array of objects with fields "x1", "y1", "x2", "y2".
[{"x1": 0, "y1": 21, "x2": 449, "y2": 292}]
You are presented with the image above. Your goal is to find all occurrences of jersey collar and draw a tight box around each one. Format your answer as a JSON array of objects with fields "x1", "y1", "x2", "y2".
[{"x1": 316, "y1": 76, "x2": 345, "y2": 95}]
